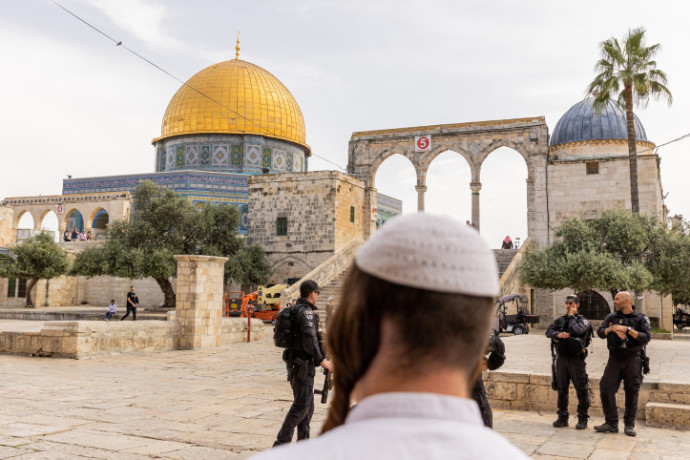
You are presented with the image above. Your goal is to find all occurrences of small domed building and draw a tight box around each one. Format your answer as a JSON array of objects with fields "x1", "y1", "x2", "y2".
[
  {"x1": 540, "y1": 98, "x2": 669, "y2": 323},
  {"x1": 547, "y1": 98, "x2": 664, "y2": 225}
]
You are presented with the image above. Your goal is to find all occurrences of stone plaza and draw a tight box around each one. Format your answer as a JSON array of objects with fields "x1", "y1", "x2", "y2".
[{"x1": 0, "y1": 323, "x2": 689, "y2": 459}]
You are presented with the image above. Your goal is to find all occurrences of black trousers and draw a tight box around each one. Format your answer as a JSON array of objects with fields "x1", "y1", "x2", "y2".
[
  {"x1": 274, "y1": 370, "x2": 315, "y2": 445},
  {"x1": 555, "y1": 354, "x2": 590, "y2": 422},
  {"x1": 599, "y1": 354, "x2": 642, "y2": 427},
  {"x1": 471, "y1": 376, "x2": 493, "y2": 428},
  {"x1": 120, "y1": 305, "x2": 136, "y2": 321}
]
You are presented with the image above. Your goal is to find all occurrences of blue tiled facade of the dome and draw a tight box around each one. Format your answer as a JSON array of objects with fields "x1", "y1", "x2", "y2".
[{"x1": 550, "y1": 99, "x2": 647, "y2": 146}]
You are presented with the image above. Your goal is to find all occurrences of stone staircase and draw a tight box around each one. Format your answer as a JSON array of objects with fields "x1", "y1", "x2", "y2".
[
  {"x1": 318, "y1": 270, "x2": 349, "y2": 306},
  {"x1": 493, "y1": 249, "x2": 519, "y2": 278}
]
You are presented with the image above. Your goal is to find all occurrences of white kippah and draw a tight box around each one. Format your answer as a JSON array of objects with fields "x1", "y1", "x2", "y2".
[{"x1": 355, "y1": 213, "x2": 499, "y2": 297}]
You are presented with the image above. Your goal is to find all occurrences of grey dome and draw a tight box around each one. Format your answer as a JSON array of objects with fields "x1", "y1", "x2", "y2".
[{"x1": 550, "y1": 99, "x2": 648, "y2": 147}]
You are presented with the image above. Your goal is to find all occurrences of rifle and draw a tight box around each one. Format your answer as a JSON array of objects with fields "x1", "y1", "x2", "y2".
[
  {"x1": 314, "y1": 368, "x2": 332, "y2": 404},
  {"x1": 550, "y1": 340, "x2": 558, "y2": 391}
]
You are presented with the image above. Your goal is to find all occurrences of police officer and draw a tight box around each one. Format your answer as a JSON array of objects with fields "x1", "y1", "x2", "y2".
[
  {"x1": 472, "y1": 332, "x2": 506, "y2": 428},
  {"x1": 545, "y1": 295, "x2": 591, "y2": 430},
  {"x1": 595, "y1": 291, "x2": 651, "y2": 437},
  {"x1": 273, "y1": 280, "x2": 333, "y2": 447}
]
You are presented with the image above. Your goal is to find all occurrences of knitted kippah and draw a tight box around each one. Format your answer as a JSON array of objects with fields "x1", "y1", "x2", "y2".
[{"x1": 355, "y1": 213, "x2": 499, "y2": 297}]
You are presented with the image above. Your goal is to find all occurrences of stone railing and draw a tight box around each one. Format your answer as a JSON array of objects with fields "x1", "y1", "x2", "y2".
[
  {"x1": 498, "y1": 239, "x2": 531, "y2": 315},
  {"x1": 280, "y1": 238, "x2": 364, "y2": 305},
  {"x1": 485, "y1": 370, "x2": 690, "y2": 430}
]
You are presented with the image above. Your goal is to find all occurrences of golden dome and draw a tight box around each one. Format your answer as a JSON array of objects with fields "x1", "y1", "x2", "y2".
[{"x1": 155, "y1": 59, "x2": 309, "y2": 153}]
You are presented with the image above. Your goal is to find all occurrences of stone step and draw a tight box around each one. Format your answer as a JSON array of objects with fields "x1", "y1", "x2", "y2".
[
  {"x1": 646, "y1": 402, "x2": 690, "y2": 429},
  {"x1": 493, "y1": 249, "x2": 518, "y2": 278}
]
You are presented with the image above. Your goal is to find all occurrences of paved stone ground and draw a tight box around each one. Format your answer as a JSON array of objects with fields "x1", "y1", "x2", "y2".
[{"x1": 1, "y1": 323, "x2": 690, "y2": 458}]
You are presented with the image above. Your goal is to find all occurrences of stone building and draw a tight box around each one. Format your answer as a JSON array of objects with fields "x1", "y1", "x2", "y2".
[{"x1": 247, "y1": 171, "x2": 365, "y2": 284}]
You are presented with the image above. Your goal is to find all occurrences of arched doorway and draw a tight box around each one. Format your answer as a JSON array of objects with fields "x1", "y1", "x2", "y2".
[
  {"x1": 578, "y1": 290, "x2": 611, "y2": 320},
  {"x1": 425, "y1": 150, "x2": 471, "y2": 223},
  {"x1": 373, "y1": 153, "x2": 416, "y2": 226},
  {"x1": 17, "y1": 211, "x2": 35, "y2": 241},
  {"x1": 66, "y1": 209, "x2": 84, "y2": 234},
  {"x1": 40, "y1": 210, "x2": 59, "y2": 242},
  {"x1": 480, "y1": 147, "x2": 528, "y2": 249}
]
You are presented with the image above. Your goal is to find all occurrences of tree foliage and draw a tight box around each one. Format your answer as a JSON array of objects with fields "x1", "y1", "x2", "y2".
[
  {"x1": 71, "y1": 181, "x2": 271, "y2": 307},
  {"x1": 587, "y1": 27, "x2": 672, "y2": 214},
  {"x1": 0, "y1": 232, "x2": 70, "y2": 307},
  {"x1": 518, "y1": 211, "x2": 690, "y2": 303}
]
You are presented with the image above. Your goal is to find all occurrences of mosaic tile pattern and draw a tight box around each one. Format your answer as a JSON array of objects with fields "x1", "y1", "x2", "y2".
[
  {"x1": 213, "y1": 144, "x2": 229, "y2": 166},
  {"x1": 246, "y1": 145, "x2": 261, "y2": 167},
  {"x1": 166, "y1": 147, "x2": 175, "y2": 169},
  {"x1": 186, "y1": 145, "x2": 199, "y2": 166},
  {"x1": 176, "y1": 146, "x2": 185, "y2": 167},
  {"x1": 231, "y1": 145, "x2": 242, "y2": 166},
  {"x1": 286, "y1": 152, "x2": 294, "y2": 172},
  {"x1": 273, "y1": 150, "x2": 285, "y2": 170},
  {"x1": 200, "y1": 145, "x2": 211, "y2": 165},
  {"x1": 262, "y1": 148, "x2": 272, "y2": 169}
]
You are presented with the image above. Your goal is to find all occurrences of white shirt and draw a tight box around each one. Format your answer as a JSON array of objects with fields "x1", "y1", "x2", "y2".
[{"x1": 251, "y1": 392, "x2": 529, "y2": 459}]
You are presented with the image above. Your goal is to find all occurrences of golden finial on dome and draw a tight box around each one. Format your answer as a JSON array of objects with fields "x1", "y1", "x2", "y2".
[{"x1": 235, "y1": 31, "x2": 240, "y2": 60}]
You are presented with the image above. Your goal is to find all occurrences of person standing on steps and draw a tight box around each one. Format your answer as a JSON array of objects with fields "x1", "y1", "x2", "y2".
[{"x1": 120, "y1": 286, "x2": 139, "y2": 321}]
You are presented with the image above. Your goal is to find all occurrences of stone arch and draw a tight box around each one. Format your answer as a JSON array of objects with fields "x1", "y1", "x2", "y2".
[
  {"x1": 270, "y1": 255, "x2": 314, "y2": 284},
  {"x1": 39, "y1": 210, "x2": 60, "y2": 241},
  {"x1": 16, "y1": 210, "x2": 35, "y2": 229},
  {"x1": 349, "y1": 118, "x2": 549, "y2": 240},
  {"x1": 369, "y1": 150, "x2": 420, "y2": 189},
  {"x1": 479, "y1": 146, "x2": 529, "y2": 248},
  {"x1": 91, "y1": 208, "x2": 110, "y2": 233},
  {"x1": 578, "y1": 290, "x2": 611, "y2": 320},
  {"x1": 64, "y1": 208, "x2": 84, "y2": 233},
  {"x1": 424, "y1": 149, "x2": 473, "y2": 219}
]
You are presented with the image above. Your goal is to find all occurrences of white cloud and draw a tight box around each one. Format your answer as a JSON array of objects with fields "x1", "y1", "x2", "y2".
[{"x1": 82, "y1": 0, "x2": 183, "y2": 51}]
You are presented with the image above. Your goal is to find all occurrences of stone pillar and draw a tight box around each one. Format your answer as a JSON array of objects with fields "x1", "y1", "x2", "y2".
[
  {"x1": 470, "y1": 182, "x2": 482, "y2": 231},
  {"x1": 363, "y1": 186, "x2": 378, "y2": 239},
  {"x1": 174, "y1": 255, "x2": 228, "y2": 350},
  {"x1": 415, "y1": 185, "x2": 427, "y2": 212}
]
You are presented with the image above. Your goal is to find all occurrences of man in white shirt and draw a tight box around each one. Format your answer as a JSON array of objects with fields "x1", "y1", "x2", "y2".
[{"x1": 252, "y1": 213, "x2": 528, "y2": 459}]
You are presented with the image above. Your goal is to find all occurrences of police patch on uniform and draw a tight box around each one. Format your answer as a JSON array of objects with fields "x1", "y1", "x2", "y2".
[{"x1": 305, "y1": 311, "x2": 314, "y2": 320}]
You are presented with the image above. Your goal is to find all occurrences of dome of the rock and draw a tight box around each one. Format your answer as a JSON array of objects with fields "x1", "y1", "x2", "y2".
[{"x1": 155, "y1": 59, "x2": 309, "y2": 153}]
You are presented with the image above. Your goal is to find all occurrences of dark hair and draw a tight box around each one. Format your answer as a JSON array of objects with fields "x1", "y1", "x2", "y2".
[
  {"x1": 322, "y1": 264, "x2": 494, "y2": 433},
  {"x1": 565, "y1": 295, "x2": 580, "y2": 304},
  {"x1": 300, "y1": 279, "x2": 319, "y2": 298}
]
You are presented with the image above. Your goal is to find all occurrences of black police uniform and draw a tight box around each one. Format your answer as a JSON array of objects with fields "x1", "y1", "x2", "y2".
[
  {"x1": 274, "y1": 298, "x2": 325, "y2": 446},
  {"x1": 545, "y1": 313, "x2": 591, "y2": 425},
  {"x1": 471, "y1": 334, "x2": 506, "y2": 428},
  {"x1": 597, "y1": 308, "x2": 651, "y2": 429}
]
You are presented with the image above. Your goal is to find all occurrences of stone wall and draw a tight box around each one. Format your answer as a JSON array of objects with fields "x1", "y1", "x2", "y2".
[
  {"x1": 248, "y1": 171, "x2": 365, "y2": 284},
  {"x1": 77, "y1": 276, "x2": 166, "y2": 308},
  {"x1": 0, "y1": 317, "x2": 264, "y2": 359},
  {"x1": 485, "y1": 369, "x2": 690, "y2": 427}
]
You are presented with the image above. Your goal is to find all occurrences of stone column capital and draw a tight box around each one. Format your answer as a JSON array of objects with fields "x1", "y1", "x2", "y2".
[
  {"x1": 415, "y1": 185, "x2": 428, "y2": 193},
  {"x1": 470, "y1": 182, "x2": 482, "y2": 193}
]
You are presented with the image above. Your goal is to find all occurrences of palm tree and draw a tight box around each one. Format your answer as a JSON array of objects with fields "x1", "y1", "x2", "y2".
[{"x1": 587, "y1": 27, "x2": 672, "y2": 214}]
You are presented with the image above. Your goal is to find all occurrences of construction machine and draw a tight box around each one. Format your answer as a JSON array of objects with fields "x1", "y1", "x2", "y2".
[{"x1": 224, "y1": 284, "x2": 289, "y2": 322}]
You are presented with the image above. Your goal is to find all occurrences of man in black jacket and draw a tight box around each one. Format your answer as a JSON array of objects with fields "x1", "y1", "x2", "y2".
[
  {"x1": 545, "y1": 295, "x2": 591, "y2": 430},
  {"x1": 595, "y1": 291, "x2": 651, "y2": 437},
  {"x1": 273, "y1": 280, "x2": 333, "y2": 447}
]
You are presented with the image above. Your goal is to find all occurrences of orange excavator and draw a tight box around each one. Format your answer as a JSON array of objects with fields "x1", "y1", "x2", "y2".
[{"x1": 223, "y1": 284, "x2": 289, "y2": 322}]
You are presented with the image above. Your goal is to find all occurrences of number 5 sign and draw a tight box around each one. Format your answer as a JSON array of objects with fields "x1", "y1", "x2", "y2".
[{"x1": 415, "y1": 135, "x2": 431, "y2": 152}]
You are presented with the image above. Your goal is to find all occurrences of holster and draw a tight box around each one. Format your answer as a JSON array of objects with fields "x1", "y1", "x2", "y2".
[{"x1": 293, "y1": 357, "x2": 308, "y2": 381}]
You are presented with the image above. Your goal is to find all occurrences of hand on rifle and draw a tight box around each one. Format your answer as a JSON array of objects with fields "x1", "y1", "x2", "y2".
[{"x1": 320, "y1": 358, "x2": 333, "y2": 372}]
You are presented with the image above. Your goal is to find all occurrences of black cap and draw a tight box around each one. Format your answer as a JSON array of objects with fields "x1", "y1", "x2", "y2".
[{"x1": 565, "y1": 295, "x2": 580, "y2": 304}]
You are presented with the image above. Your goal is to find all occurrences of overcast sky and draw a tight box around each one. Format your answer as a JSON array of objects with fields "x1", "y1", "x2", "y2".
[{"x1": 1, "y1": 0, "x2": 688, "y2": 248}]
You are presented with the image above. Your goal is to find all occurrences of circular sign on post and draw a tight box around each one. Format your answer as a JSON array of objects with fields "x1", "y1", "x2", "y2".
[
  {"x1": 56, "y1": 204, "x2": 64, "y2": 215},
  {"x1": 415, "y1": 135, "x2": 431, "y2": 152}
]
